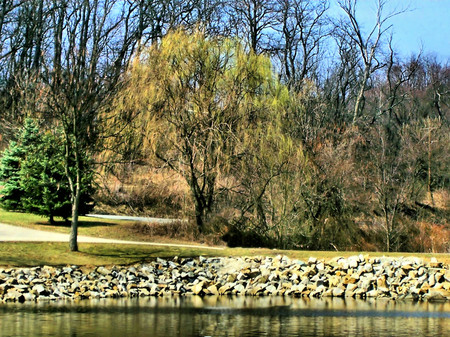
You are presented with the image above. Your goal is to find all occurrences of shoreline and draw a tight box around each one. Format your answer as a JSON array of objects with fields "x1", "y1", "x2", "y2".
[{"x1": 1, "y1": 255, "x2": 449, "y2": 303}]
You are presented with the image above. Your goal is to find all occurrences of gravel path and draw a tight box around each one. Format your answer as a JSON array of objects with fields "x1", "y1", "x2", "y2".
[{"x1": 0, "y1": 222, "x2": 224, "y2": 250}]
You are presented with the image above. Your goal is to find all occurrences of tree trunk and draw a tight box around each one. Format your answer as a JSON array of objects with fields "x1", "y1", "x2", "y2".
[
  {"x1": 353, "y1": 67, "x2": 370, "y2": 124},
  {"x1": 193, "y1": 196, "x2": 205, "y2": 233},
  {"x1": 69, "y1": 177, "x2": 81, "y2": 252},
  {"x1": 427, "y1": 123, "x2": 434, "y2": 206}
]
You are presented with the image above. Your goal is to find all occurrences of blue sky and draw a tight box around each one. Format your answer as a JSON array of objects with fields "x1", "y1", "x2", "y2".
[{"x1": 332, "y1": 0, "x2": 450, "y2": 62}]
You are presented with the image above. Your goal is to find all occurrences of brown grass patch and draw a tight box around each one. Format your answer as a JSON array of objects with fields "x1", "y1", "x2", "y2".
[
  {"x1": 128, "y1": 220, "x2": 226, "y2": 247},
  {"x1": 95, "y1": 166, "x2": 190, "y2": 217}
]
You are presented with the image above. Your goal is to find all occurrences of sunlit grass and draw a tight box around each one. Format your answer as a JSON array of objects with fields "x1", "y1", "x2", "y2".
[
  {"x1": 1, "y1": 209, "x2": 449, "y2": 267},
  {"x1": 0, "y1": 209, "x2": 204, "y2": 246},
  {"x1": 0, "y1": 242, "x2": 449, "y2": 267}
]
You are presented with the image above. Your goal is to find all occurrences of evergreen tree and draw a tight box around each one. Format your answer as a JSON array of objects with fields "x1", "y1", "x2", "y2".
[
  {"x1": 0, "y1": 119, "x2": 39, "y2": 211},
  {"x1": 0, "y1": 140, "x2": 25, "y2": 211},
  {"x1": 0, "y1": 120, "x2": 95, "y2": 223}
]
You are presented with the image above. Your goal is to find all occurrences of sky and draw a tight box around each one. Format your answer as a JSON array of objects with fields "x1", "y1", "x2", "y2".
[{"x1": 331, "y1": 0, "x2": 450, "y2": 62}]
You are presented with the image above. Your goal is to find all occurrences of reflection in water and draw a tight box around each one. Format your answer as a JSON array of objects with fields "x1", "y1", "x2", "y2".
[{"x1": 1, "y1": 297, "x2": 449, "y2": 337}]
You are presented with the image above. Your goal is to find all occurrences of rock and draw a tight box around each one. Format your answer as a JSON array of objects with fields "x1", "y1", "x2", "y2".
[
  {"x1": 328, "y1": 276, "x2": 341, "y2": 287},
  {"x1": 292, "y1": 260, "x2": 306, "y2": 267},
  {"x1": 265, "y1": 284, "x2": 277, "y2": 295},
  {"x1": 439, "y1": 269, "x2": 450, "y2": 282},
  {"x1": 332, "y1": 287, "x2": 345, "y2": 297},
  {"x1": 343, "y1": 274, "x2": 359, "y2": 285},
  {"x1": 429, "y1": 258, "x2": 442, "y2": 268},
  {"x1": 232, "y1": 284, "x2": 244, "y2": 294},
  {"x1": 423, "y1": 289, "x2": 450, "y2": 302},
  {"x1": 291, "y1": 284, "x2": 306, "y2": 294},
  {"x1": 348, "y1": 256, "x2": 359, "y2": 269},
  {"x1": 149, "y1": 284, "x2": 159, "y2": 296},
  {"x1": 0, "y1": 256, "x2": 448, "y2": 303},
  {"x1": 218, "y1": 283, "x2": 232, "y2": 295},
  {"x1": 363, "y1": 263, "x2": 373, "y2": 273},
  {"x1": 366, "y1": 290, "x2": 379, "y2": 297},
  {"x1": 322, "y1": 289, "x2": 333, "y2": 297},
  {"x1": 32, "y1": 284, "x2": 48, "y2": 296},
  {"x1": 402, "y1": 293, "x2": 420, "y2": 301},
  {"x1": 346, "y1": 283, "x2": 358, "y2": 291},
  {"x1": 442, "y1": 282, "x2": 450, "y2": 291},
  {"x1": 345, "y1": 289, "x2": 355, "y2": 297},
  {"x1": 23, "y1": 293, "x2": 35, "y2": 301},
  {"x1": 206, "y1": 284, "x2": 219, "y2": 296},
  {"x1": 5, "y1": 289, "x2": 25, "y2": 302},
  {"x1": 250, "y1": 284, "x2": 266, "y2": 296},
  {"x1": 96, "y1": 267, "x2": 110, "y2": 276},
  {"x1": 428, "y1": 274, "x2": 436, "y2": 287},
  {"x1": 308, "y1": 257, "x2": 317, "y2": 265},
  {"x1": 316, "y1": 262, "x2": 325, "y2": 271},
  {"x1": 353, "y1": 286, "x2": 367, "y2": 297},
  {"x1": 418, "y1": 267, "x2": 426, "y2": 277},
  {"x1": 434, "y1": 272, "x2": 444, "y2": 283}
]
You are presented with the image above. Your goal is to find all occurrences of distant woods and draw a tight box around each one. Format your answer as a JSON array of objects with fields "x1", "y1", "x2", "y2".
[{"x1": 0, "y1": 0, "x2": 448, "y2": 252}]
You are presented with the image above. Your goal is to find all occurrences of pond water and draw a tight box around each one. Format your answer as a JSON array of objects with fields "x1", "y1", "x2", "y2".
[{"x1": 0, "y1": 297, "x2": 449, "y2": 337}]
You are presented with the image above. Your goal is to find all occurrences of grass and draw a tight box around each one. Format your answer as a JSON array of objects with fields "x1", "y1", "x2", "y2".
[
  {"x1": 1, "y1": 209, "x2": 449, "y2": 267},
  {"x1": 0, "y1": 242, "x2": 224, "y2": 267},
  {"x1": 1, "y1": 242, "x2": 449, "y2": 268},
  {"x1": 0, "y1": 209, "x2": 210, "y2": 246}
]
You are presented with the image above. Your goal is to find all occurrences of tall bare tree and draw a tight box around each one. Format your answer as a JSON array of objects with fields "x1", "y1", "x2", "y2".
[
  {"x1": 44, "y1": 0, "x2": 155, "y2": 251},
  {"x1": 275, "y1": 0, "x2": 329, "y2": 91},
  {"x1": 226, "y1": 0, "x2": 277, "y2": 54},
  {"x1": 336, "y1": 0, "x2": 401, "y2": 124}
]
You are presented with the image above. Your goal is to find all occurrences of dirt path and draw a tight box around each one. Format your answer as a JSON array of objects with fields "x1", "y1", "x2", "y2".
[{"x1": 0, "y1": 222, "x2": 224, "y2": 250}]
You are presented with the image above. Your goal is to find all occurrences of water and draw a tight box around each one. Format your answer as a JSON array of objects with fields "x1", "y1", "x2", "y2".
[{"x1": 0, "y1": 297, "x2": 449, "y2": 337}]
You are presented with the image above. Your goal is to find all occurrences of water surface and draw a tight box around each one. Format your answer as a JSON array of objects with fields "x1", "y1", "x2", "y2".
[{"x1": 1, "y1": 297, "x2": 449, "y2": 336}]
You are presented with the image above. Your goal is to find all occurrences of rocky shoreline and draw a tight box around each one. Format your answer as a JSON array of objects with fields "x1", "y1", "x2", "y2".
[{"x1": 1, "y1": 255, "x2": 449, "y2": 303}]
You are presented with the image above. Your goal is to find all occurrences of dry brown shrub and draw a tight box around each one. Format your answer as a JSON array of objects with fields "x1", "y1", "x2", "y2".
[
  {"x1": 129, "y1": 220, "x2": 225, "y2": 246},
  {"x1": 95, "y1": 165, "x2": 191, "y2": 217},
  {"x1": 414, "y1": 222, "x2": 449, "y2": 253}
]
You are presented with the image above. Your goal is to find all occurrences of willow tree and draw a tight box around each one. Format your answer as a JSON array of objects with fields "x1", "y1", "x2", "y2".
[{"x1": 115, "y1": 29, "x2": 277, "y2": 232}]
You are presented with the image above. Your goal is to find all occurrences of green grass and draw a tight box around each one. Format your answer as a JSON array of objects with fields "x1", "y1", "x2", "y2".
[
  {"x1": 0, "y1": 209, "x2": 204, "y2": 246},
  {"x1": 1, "y1": 209, "x2": 449, "y2": 267},
  {"x1": 0, "y1": 242, "x2": 449, "y2": 268},
  {"x1": 0, "y1": 242, "x2": 225, "y2": 266}
]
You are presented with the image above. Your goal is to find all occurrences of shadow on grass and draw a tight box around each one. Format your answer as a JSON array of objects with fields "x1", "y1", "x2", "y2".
[
  {"x1": 36, "y1": 220, "x2": 120, "y2": 228},
  {"x1": 80, "y1": 244, "x2": 220, "y2": 260}
]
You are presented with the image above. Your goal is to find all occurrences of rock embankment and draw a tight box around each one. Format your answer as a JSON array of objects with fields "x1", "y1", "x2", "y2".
[{"x1": 1, "y1": 255, "x2": 449, "y2": 303}]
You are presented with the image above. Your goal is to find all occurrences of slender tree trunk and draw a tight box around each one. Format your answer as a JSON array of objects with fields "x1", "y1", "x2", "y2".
[
  {"x1": 353, "y1": 67, "x2": 370, "y2": 124},
  {"x1": 427, "y1": 123, "x2": 434, "y2": 206},
  {"x1": 385, "y1": 213, "x2": 390, "y2": 252},
  {"x1": 69, "y1": 168, "x2": 81, "y2": 252}
]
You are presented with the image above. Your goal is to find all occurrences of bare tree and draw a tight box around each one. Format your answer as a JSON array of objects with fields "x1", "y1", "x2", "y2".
[
  {"x1": 336, "y1": 0, "x2": 402, "y2": 124},
  {"x1": 367, "y1": 38, "x2": 421, "y2": 126},
  {"x1": 44, "y1": 0, "x2": 153, "y2": 251},
  {"x1": 226, "y1": 0, "x2": 277, "y2": 54},
  {"x1": 322, "y1": 33, "x2": 359, "y2": 124},
  {"x1": 275, "y1": 0, "x2": 329, "y2": 91}
]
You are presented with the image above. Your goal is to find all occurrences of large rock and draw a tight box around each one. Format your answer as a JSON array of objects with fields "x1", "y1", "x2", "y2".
[{"x1": 0, "y1": 255, "x2": 449, "y2": 303}]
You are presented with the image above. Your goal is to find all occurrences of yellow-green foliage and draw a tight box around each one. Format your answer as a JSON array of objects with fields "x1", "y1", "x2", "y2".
[
  {"x1": 113, "y1": 29, "x2": 285, "y2": 230},
  {"x1": 231, "y1": 83, "x2": 308, "y2": 248}
]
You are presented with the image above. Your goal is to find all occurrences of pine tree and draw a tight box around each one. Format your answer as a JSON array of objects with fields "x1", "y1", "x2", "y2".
[
  {"x1": 0, "y1": 140, "x2": 25, "y2": 211},
  {"x1": 0, "y1": 119, "x2": 95, "y2": 223}
]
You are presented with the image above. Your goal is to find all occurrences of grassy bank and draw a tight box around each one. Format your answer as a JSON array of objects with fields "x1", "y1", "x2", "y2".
[
  {"x1": 1, "y1": 209, "x2": 449, "y2": 267},
  {"x1": 0, "y1": 209, "x2": 212, "y2": 246},
  {"x1": 1, "y1": 242, "x2": 449, "y2": 267}
]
